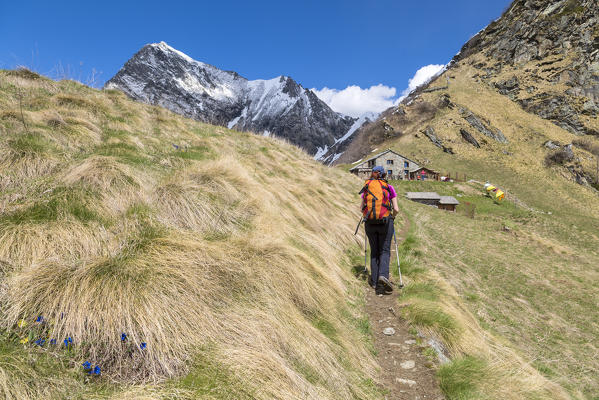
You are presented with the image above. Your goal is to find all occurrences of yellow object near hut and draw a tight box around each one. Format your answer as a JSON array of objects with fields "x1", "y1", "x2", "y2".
[{"x1": 484, "y1": 182, "x2": 505, "y2": 202}]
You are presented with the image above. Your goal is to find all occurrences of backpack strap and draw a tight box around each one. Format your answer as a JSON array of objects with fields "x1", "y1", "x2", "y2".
[
  {"x1": 359, "y1": 180, "x2": 378, "y2": 200},
  {"x1": 377, "y1": 180, "x2": 392, "y2": 218}
]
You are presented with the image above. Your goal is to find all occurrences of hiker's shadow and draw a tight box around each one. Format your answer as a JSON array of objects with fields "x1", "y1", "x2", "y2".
[{"x1": 351, "y1": 264, "x2": 369, "y2": 280}]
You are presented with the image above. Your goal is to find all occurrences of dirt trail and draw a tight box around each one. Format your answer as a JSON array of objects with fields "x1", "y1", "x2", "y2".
[{"x1": 363, "y1": 216, "x2": 445, "y2": 400}]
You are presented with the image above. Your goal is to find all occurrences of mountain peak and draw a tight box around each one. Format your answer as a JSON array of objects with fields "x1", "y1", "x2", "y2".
[{"x1": 105, "y1": 43, "x2": 357, "y2": 156}]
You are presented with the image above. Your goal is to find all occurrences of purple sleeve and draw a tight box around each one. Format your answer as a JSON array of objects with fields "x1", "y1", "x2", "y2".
[{"x1": 388, "y1": 184, "x2": 397, "y2": 200}]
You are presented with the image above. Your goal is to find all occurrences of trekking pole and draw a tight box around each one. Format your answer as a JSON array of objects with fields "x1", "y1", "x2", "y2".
[
  {"x1": 393, "y1": 230, "x2": 404, "y2": 288},
  {"x1": 364, "y1": 225, "x2": 368, "y2": 274}
]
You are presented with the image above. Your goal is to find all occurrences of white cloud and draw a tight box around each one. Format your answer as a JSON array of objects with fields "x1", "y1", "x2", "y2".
[
  {"x1": 400, "y1": 64, "x2": 446, "y2": 98},
  {"x1": 312, "y1": 63, "x2": 447, "y2": 118},
  {"x1": 311, "y1": 84, "x2": 398, "y2": 118}
]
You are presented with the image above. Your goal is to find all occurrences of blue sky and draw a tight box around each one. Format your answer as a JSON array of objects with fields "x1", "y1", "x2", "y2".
[{"x1": 0, "y1": 0, "x2": 511, "y2": 116}]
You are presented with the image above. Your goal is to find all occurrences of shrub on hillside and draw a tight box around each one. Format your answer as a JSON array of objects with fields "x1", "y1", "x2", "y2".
[
  {"x1": 544, "y1": 148, "x2": 573, "y2": 166},
  {"x1": 572, "y1": 137, "x2": 599, "y2": 155},
  {"x1": 412, "y1": 101, "x2": 438, "y2": 119}
]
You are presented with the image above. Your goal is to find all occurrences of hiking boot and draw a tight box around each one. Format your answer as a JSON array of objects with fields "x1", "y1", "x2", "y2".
[
  {"x1": 375, "y1": 284, "x2": 386, "y2": 295},
  {"x1": 368, "y1": 276, "x2": 376, "y2": 289},
  {"x1": 378, "y1": 276, "x2": 393, "y2": 292}
]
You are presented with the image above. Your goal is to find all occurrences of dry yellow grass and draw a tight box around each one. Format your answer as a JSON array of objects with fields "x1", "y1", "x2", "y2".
[{"x1": 0, "y1": 70, "x2": 379, "y2": 399}]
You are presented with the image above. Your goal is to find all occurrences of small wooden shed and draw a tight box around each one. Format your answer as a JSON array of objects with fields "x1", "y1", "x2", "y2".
[
  {"x1": 409, "y1": 167, "x2": 440, "y2": 181},
  {"x1": 438, "y1": 196, "x2": 460, "y2": 212},
  {"x1": 406, "y1": 192, "x2": 460, "y2": 212}
]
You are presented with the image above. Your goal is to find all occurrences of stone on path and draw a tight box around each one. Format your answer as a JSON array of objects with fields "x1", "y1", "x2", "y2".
[
  {"x1": 405, "y1": 339, "x2": 416, "y2": 344},
  {"x1": 383, "y1": 327, "x2": 396, "y2": 336},
  {"x1": 400, "y1": 360, "x2": 415, "y2": 369},
  {"x1": 395, "y1": 378, "x2": 417, "y2": 386}
]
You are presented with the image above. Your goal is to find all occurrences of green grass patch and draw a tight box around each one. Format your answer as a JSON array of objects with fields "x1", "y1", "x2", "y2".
[
  {"x1": 171, "y1": 145, "x2": 212, "y2": 161},
  {"x1": 532, "y1": 360, "x2": 556, "y2": 378},
  {"x1": 203, "y1": 231, "x2": 231, "y2": 242},
  {"x1": 88, "y1": 223, "x2": 164, "y2": 283},
  {"x1": 7, "y1": 132, "x2": 55, "y2": 155},
  {"x1": 172, "y1": 350, "x2": 255, "y2": 399},
  {"x1": 438, "y1": 356, "x2": 488, "y2": 400},
  {"x1": 401, "y1": 282, "x2": 441, "y2": 302},
  {"x1": 1, "y1": 186, "x2": 104, "y2": 225},
  {"x1": 312, "y1": 316, "x2": 339, "y2": 345},
  {"x1": 291, "y1": 358, "x2": 323, "y2": 385},
  {"x1": 93, "y1": 142, "x2": 152, "y2": 166},
  {"x1": 464, "y1": 292, "x2": 480, "y2": 302},
  {"x1": 125, "y1": 203, "x2": 153, "y2": 219},
  {"x1": 402, "y1": 301, "x2": 461, "y2": 343}
]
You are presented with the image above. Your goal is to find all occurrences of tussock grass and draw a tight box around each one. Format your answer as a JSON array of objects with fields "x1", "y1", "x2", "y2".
[
  {"x1": 0, "y1": 69, "x2": 379, "y2": 399},
  {"x1": 438, "y1": 356, "x2": 488, "y2": 400}
]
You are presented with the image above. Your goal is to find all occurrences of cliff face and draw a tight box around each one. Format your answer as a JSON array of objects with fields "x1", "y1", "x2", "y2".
[{"x1": 454, "y1": 0, "x2": 599, "y2": 136}]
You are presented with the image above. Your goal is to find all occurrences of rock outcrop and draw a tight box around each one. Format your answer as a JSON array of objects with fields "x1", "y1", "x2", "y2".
[
  {"x1": 453, "y1": 0, "x2": 599, "y2": 136},
  {"x1": 459, "y1": 108, "x2": 509, "y2": 143},
  {"x1": 460, "y1": 128, "x2": 481, "y2": 148}
]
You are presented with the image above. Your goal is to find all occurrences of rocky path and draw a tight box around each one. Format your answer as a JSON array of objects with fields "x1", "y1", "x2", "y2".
[{"x1": 364, "y1": 217, "x2": 445, "y2": 400}]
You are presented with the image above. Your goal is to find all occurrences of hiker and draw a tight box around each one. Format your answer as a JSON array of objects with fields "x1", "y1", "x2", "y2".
[{"x1": 360, "y1": 166, "x2": 399, "y2": 294}]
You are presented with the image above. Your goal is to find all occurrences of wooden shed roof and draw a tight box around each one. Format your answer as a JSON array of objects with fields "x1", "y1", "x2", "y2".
[{"x1": 406, "y1": 192, "x2": 441, "y2": 200}]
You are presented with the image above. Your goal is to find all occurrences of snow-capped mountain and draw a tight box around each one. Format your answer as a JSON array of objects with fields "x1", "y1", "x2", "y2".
[{"x1": 105, "y1": 42, "x2": 360, "y2": 158}]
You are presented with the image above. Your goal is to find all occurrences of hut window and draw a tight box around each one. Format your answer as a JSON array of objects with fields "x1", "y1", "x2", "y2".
[
  {"x1": 387, "y1": 160, "x2": 393, "y2": 165},
  {"x1": 404, "y1": 161, "x2": 409, "y2": 168}
]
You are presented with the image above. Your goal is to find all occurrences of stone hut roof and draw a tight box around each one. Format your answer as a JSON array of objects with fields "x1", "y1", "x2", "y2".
[
  {"x1": 439, "y1": 196, "x2": 460, "y2": 205},
  {"x1": 349, "y1": 149, "x2": 420, "y2": 171},
  {"x1": 406, "y1": 192, "x2": 441, "y2": 200}
]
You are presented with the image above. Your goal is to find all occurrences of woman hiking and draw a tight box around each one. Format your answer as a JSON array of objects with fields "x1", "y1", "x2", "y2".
[{"x1": 360, "y1": 166, "x2": 399, "y2": 294}]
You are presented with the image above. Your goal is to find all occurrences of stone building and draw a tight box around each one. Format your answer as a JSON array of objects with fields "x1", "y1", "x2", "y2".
[{"x1": 349, "y1": 149, "x2": 421, "y2": 180}]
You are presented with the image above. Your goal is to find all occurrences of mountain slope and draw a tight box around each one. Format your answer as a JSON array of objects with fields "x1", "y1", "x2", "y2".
[
  {"x1": 105, "y1": 42, "x2": 357, "y2": 157},
  {"x1": 0, "y1": 69, "x2": 382, "y2": 399},
  {"x1": 332, "y1": 0, "x2": 599, "y2": 397}
]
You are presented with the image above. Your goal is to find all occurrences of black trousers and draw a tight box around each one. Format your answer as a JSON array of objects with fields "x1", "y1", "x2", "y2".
[{"x1": 365, "y1": 218, "x2": 394, "y2": 284}]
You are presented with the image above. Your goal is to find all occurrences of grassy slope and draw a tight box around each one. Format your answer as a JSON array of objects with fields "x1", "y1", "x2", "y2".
[
  {"x1": 341, "y1": 56, "x2": 599, "y2": 399},
  {"x1": 0, "y1": 69, "x2": 382, "y2": 400}
]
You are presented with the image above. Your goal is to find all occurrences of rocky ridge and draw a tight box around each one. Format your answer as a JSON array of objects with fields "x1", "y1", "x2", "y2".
[
  {"x1": 105, "y1": 42, "x2": 358, "y2": 158},
  {"x1": 454, "y1": 0, "x2": 599, "y2": 136}
]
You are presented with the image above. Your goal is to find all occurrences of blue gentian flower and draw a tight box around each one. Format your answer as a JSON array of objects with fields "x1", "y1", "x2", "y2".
[
  {"x1": 82, "y1": 361, "x2": 91, "y2": 369},
  {"x1": 93, "y1": 366, "x2": 101, "y2": 375},
  {"x1": 121, "y1": 333, "x2": 127, "y2": 342},
  {"x1": 140, "y1": 342, "x2": 147, "y2": 350},
  {"x1": 36, "y1": 316, "x2": 43, "y2": 323},
  {"x1": 64, "y1": 337, "x2": 73, "y2": 347},
  {"x1": 34, "y1": 338, "x2": 45, "y2": 346},
  {"x1": 50, "y1": 339, "x2": 56, "y2": 345}
]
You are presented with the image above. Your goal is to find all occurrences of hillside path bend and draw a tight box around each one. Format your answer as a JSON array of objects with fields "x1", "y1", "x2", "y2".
[{"x1": 364, "y1": 215, "x2": 445, "y2": 400}]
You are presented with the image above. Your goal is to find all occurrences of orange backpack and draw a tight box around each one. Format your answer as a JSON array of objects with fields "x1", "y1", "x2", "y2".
[{"x1": 360, "y1": 179, "x2": 391, "y2": 222}]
